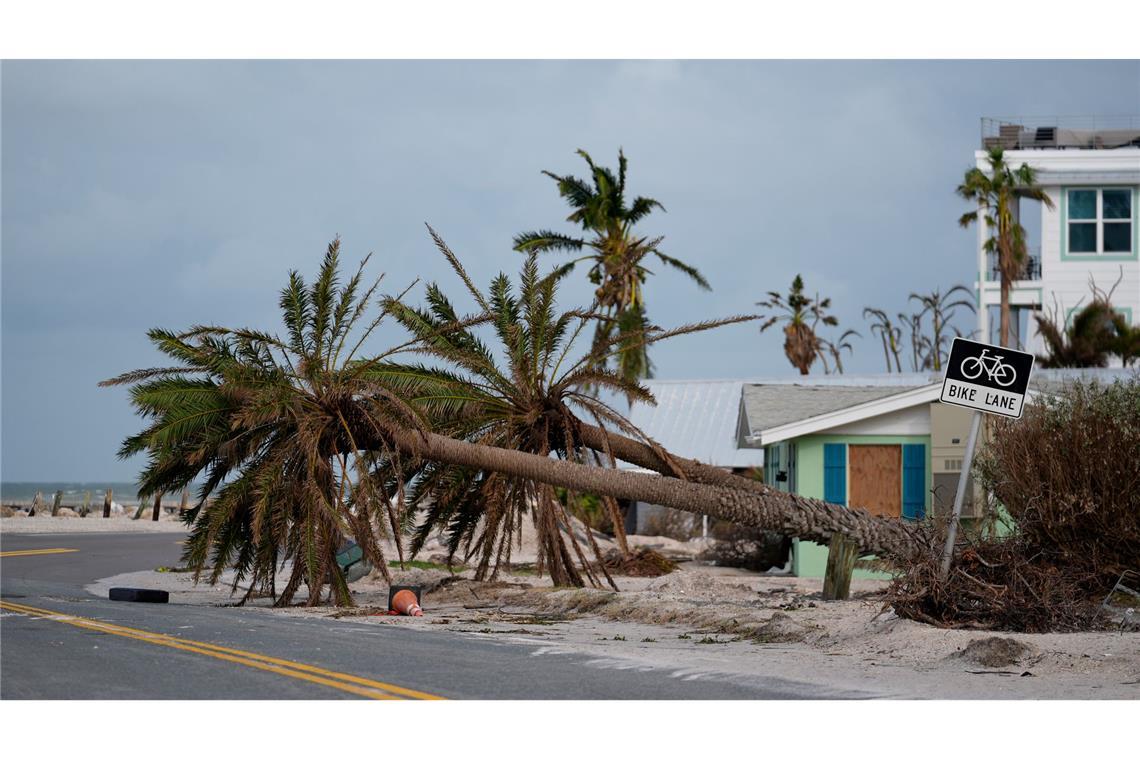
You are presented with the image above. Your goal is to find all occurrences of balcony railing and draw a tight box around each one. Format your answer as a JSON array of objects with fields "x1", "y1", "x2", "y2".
[
  {"x1": 986, "y1": 248, "x2": 1041, "y2": 282},
  {"x1": 981, "y1": 116, "x2": 1140, "y2": 151}
]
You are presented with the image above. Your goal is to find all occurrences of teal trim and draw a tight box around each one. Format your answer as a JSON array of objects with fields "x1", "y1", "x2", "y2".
[
  {"x1": 1060, "y1": 186, "x2": 1139, "y2": 262},
  {"x1": 901, "y1": 444, "x2": 926, "y2": 520},
  {"x1": 823, "y1": 443, "x2": 846, "y2": 506}
]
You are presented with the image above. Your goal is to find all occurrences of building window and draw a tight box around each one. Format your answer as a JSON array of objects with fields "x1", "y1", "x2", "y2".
[{"x1": 1067, "y1": 188, "x2": 1133, "y2": 255}]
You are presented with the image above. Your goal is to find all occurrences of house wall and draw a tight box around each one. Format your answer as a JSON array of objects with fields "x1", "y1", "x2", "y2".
[
  {"x1": 974, "y1": 148, "x2": 1140, "y2": 355},
  {"x1": 791, "y1": 433, "x2": 932, "y2": 579},
  {"x1": 824, "y1": 404, "x2": 930, "y2": 436}
]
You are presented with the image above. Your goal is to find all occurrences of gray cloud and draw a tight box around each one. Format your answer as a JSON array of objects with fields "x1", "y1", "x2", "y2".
[{"x1": 3, "y1": 60, "x2": 1137, "y2": 480}]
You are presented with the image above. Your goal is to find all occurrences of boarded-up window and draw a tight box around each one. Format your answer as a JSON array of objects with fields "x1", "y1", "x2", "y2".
[{"x1": 849, "y1": 444, "x2": 901, "y2": 518}]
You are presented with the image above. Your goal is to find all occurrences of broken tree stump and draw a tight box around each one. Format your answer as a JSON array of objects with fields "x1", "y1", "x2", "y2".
[
  {"x1": 103, "y1": 489, "x2": 113, "y2": 518},
  {"x1": 30, "y1": 491, "x2": 43, "y2": 516},
  {"x1": 822, "y1": 534, "x2": 859, "y2": 601},
  {"x1": 81, "y1": 490, "x2": 92, "y2": 517},
  {"x1": 51, "y1": 490, "x2": 64, "y2": 517},
  {"x1": 179, "y1": 489, "x2": 189, "y2": 515}
]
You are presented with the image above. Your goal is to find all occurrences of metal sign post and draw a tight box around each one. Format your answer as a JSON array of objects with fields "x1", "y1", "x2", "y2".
[
  {"x1": 938, "y1": 337, "x2": 1035, "y2": 580},
  {"x1": 940, "y1": 410, "x2": 982, "y2": 579}
]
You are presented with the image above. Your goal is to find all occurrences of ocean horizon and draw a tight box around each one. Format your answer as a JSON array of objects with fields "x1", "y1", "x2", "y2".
[{"x1": 0, "y1": 481, "x2": 192, "y2": 505}]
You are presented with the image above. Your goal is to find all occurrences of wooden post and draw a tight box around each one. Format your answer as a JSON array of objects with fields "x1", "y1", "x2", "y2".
[
  {"x1": 51, "y1": 490, "x2": 64, "y2": 517},
  {"x1": 152, "y1": 492, "x2": 163, "y2": 521},
  {"x1": 103, "y1": 489, "x2": 113, "y2": 518},
  {"x1": 179, "y1": 489, "x2": 189, "y2": 515},
  {"x1": 30, "y1": 491, "x2": 43, "y2": 516},
  {"x1": 81, "y1": 490, "x2": 92, "y2": 517},
  {"x1": 822, "y1": 534, "x2": 859, "y2": 601}
]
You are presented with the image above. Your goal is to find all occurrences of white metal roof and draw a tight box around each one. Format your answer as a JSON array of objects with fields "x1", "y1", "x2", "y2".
[
  {"x1": 620, "y1": 369, "x2": 1136, "y2": 466},
  {"x1": 624, "y1": 380, "x2": 763, "y2": 469}
]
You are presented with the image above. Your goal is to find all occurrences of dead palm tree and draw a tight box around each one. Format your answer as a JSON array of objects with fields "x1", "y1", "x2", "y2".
[
  {"x1": 757, "y1": 275, "x2": 838, "y2": 375},
  {"x1": 863, "y1": 308, "x2": 903, "y2": 373},
  {"x1": 957, "y1": 147, "x2": 1053, "y2": 348},
  {"x1": 818, "y1": 329, "x2": 860, "y2": 375},
  {"x1": 514, "y1": 149, "x2": 710, "y2": 383},
  {"x1": 908, "y1": 285, "x2": 975, "y2": 371}
]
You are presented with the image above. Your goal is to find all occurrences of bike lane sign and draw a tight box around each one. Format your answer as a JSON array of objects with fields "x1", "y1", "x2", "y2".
[{"x1": 940, "y1": 337, "x2": 1035, "y2": 419}]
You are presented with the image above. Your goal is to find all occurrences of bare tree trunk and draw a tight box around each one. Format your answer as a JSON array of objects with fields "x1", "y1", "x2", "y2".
[{"x1": 374, "y1": 422, "x2": 921, "y2": 561}]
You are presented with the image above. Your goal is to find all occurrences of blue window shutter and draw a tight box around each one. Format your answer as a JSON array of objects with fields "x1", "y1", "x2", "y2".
[
  {"x1": 823, "y1": 443, "x2": 846, "y2": 506},
  {"x1": 902, "y1": 444, "x2": 926, "y2": 520}
]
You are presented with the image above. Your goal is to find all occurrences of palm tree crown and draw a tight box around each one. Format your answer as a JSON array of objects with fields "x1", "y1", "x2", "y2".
[
  {"x1": 513, "y1": 149, "x2": 710, "y2": 383},
  {"x1": 957, "y1": 147, "x2": 1054, "y2": 348},
  {"x1": 378, "y1": 228, "x2": 747, "y2": 586},
  {"x1": 757, "y1": 275, "x2": 840, "y2": 375},
  {"x1": 101, "y1": 240, "x2": 419, "y2": 607}
]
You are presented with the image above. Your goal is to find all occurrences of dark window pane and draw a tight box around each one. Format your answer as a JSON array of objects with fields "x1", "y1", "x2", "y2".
[
  {"x1": 1103, "y1": 189, "x2": 1131, "y2": 220},
  {"x1": 1068, "y1": 190, "x2": 1096, "y2": 219},
  {"x1": 1104, "y1": 222, "x2": 1131, "y2": 253},
  {"x1": 1069, "y1": 222, "x2": 1097, "y2": 252}
]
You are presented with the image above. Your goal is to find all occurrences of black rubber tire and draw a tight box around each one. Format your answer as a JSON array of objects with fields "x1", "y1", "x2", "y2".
[{"x1": 109, "y1": 587, "x2": 169, "y2": 603}]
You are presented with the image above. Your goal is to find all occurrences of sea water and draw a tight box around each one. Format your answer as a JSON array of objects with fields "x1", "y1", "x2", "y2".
[{"x1": 2, "y1": 481, "x2": 151, "y2": 506}]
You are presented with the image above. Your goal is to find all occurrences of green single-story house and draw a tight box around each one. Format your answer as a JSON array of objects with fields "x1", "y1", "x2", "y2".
[
  {"x1": 740, "y1": 381, "x2": 945, "y2": 578},
  {"x1": 625, "y1": 371, "x2": 1115, "y2": 577}
]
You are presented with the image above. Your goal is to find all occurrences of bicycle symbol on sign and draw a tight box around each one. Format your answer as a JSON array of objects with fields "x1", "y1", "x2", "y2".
[{"x1": 960, "y1": 348, "x2": 1017, "y2": 388}]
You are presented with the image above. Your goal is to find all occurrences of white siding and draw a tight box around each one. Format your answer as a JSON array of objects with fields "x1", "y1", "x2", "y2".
[
  {"x1": 973, "y1": 148, "x2": 1140, "y2": 358},
  {"x1": 825, "y1": 404, "x2": 931, "y2": 436}
]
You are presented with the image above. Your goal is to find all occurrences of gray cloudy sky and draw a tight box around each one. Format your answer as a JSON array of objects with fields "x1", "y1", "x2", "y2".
[{"x1": 3, "y1": 60, "x2": 1138, "y2": 481}]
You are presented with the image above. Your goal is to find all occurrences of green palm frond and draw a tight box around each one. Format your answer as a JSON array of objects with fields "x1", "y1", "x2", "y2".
[{"x1": 517, "y1": 149, "x2": 709, "y2": 384}]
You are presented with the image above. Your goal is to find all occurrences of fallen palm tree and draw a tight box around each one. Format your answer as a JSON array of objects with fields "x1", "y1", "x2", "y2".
[{"x1": 104, "y1": 236, "x2": 923, "y2": 606}]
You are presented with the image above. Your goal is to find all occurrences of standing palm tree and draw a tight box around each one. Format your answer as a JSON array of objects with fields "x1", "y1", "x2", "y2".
[
  {"x1": 514, "y1": 149, "x2": 710, "y2": 383},
  {"x1": 908, "y1": 286, "x2": 976, "y2": 371},
  {"x1": 863, "y1": 307, "x2": 903, "y2": 373},
  {"x1": 757, "y1": 275, "x2": 839, "y2": 375},
  {"x1": 957, "y1": 147, "x2": 1054, "y2": 348},
  {"x1": 818, "y1": 329, "x2": 860, "y2": 375}
]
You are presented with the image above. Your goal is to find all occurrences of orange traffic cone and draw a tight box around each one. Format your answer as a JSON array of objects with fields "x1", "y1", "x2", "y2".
[{"x1": 390, "y1": 588, "x2": 423, "y2": 616}]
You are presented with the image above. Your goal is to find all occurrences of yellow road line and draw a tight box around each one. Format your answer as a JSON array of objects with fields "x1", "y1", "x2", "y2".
[
  {"x1": 0, "y1": 600, "x2": 443, "y2": 701},
  {"x1": 0, "y1": 548, "x2": 80, "y2": 558}
]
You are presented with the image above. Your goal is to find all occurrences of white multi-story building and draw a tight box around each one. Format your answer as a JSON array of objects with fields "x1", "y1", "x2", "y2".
[{"x1": 973, "y1": 117, "x2": 1140, "y2": 358}]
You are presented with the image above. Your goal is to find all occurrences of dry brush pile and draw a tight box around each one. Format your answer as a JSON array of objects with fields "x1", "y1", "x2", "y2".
[{"x1": 889, "y1": 379, "x2": 1140, "y2": 632}]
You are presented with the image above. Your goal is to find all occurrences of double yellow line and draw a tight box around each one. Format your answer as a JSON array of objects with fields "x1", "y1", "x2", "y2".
[
  {"x1": 0, "y1": 599, "x2": 443, "y2": 700},
  {"x1": 0, "y1": 548, "x2": 80, "y2": 558}
]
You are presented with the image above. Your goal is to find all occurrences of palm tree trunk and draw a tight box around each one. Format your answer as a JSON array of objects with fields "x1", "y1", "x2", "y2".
[
  {"x1": 999, "y1": 276, "x2": 1011, "y2": 348},
  {"x1": 374, "y1": 421, "x2": 921, "y2": 561}
]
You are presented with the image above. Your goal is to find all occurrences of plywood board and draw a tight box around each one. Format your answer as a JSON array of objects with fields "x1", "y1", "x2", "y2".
[{"x1": 849, "y1": 444, "x2": 901, "y2": 518}]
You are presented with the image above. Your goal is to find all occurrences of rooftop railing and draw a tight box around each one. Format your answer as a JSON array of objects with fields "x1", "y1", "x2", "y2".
[
  {"x1": 985, "y1": 248, "x2": 1041, "y2": 282},
  {"x1": 981, "y1": 116, "x2": 1140, "y2": 150}
]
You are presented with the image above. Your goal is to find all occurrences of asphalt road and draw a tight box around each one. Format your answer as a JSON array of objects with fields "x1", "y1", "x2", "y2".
[{"x1": 1, "y1": 532, "x2": 872, "y2": 699}]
